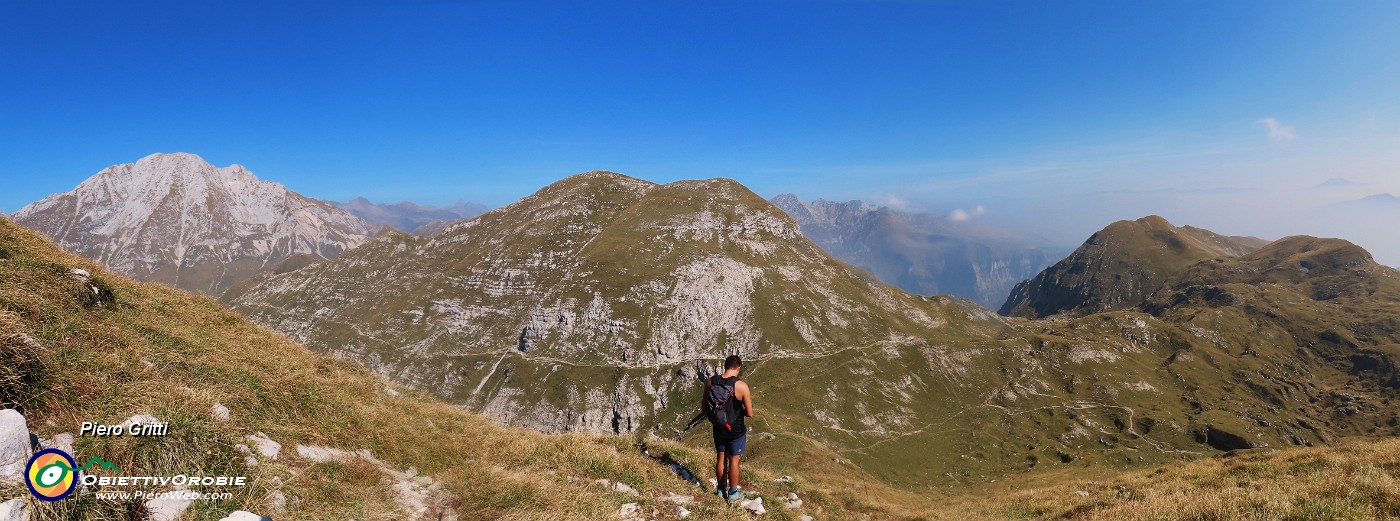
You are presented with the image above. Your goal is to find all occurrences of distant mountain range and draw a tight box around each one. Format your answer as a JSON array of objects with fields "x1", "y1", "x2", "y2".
[
  {"x1": 334, "y1": 197, "x2": 489, "y2": 235},
  {"x1": 770, "y1": 194, "x2": 1063, "y2": 308},
  {"x1": 10, "y1": 153, "x2": 379, "y2": 294},
  {"x1": 1340, "y1": 193, "x2": 1400, "y2": 206}
]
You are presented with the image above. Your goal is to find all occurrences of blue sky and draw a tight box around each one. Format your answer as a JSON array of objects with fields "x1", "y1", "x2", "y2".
[{"x1": 3, "y1": 1, "x2": 1399, "y2": 262}]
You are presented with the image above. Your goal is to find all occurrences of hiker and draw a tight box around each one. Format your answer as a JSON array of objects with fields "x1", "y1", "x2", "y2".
[{"x1": 703, "y1": 354, "x2": 753, "y2": 502}]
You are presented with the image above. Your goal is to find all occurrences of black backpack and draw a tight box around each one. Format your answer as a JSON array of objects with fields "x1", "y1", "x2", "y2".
[{"x1": 706, "y1": 375, "x2": 739, "y2": 432}]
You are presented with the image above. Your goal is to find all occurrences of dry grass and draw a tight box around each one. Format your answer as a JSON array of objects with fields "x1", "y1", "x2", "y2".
[{"x1": 966, "y1": 438, "x2": 1400, "y2": 520}]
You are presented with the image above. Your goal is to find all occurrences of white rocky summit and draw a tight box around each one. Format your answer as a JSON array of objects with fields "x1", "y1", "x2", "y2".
[{"x1": 12, "y1": 153, "x2": 378, "y2": 294}]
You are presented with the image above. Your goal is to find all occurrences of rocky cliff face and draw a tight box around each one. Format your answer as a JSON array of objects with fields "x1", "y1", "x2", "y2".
[
  {"x1": 770, "y1": 194, "x2": 1060, "y2": 308},
  {"x1": 1000, "y1": 215, "x2": 1268, "y2": 318},
  {"x1": 11, "y1": 153, "x2": 379, "y2": 295}
]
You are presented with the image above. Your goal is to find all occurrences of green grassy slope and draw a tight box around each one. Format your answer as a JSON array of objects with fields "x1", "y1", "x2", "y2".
[{"x1": 1000, "y1": 215, "x2": 1268, "y2": 318}]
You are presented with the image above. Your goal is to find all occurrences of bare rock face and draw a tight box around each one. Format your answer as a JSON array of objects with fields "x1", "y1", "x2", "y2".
[
  {"x1": 0, "y1": 409, "x2": 29, "y2": 486},
  {"x1": 12, "y1": 153, "x2": 378, "y2": 295},
  {"x1": 0, "y1": 498, "x2": 27, "y2": 521}
]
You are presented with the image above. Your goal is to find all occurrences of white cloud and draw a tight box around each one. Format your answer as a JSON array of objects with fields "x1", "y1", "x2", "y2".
[
  {"x1": 882, "y1": 194, "x2": 911, "y2": 210},
  {"x1": 1258, "y1": 117, "x2": 1297, "y2": 141},
  {"x1": 948, "y1": 205, "x2": 986, "y2": 222}
]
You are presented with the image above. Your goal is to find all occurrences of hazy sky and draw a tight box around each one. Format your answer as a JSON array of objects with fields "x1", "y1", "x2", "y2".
[{"x1": 3, "y1": 1, "x2": 1398, "y2": 264}]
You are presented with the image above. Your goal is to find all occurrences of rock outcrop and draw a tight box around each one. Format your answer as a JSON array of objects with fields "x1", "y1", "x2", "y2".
[{"x1": 0, "y1": 409, "x2": 29, "y2": 486}]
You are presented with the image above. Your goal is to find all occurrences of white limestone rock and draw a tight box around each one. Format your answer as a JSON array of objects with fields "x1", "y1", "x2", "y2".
[
  {"x1": 784, "y1": 492, "x2": 803, "y2": 509},
  {"x1": 0, "y1": 498, "x2": 27, "y2": 521},
  {"x1": 0, "y1": 410, "x2": 30, "y2": 486},
  {"x1": 211, "y1": 403, "x2": 231, "y2": 422},
  {"x1": 738, "y1": 496, "x2": 766, "y2": 515},
  {"x1": 247, "y1": 432, "x2": 281, "y2": 459}
]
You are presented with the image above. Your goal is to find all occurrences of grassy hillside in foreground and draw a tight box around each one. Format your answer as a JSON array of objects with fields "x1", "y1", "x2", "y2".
[
  {"x1": 0, "y1": 216, "x2": 942, "y2": 520},
  {"x1": 974, "y1": 437, "x2": 1400, "y2": 520}
]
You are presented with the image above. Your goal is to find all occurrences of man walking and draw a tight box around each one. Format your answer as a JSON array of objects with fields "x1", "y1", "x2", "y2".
[{"x1": 703, "y1": 354, "x2": 753, "y2": 502}]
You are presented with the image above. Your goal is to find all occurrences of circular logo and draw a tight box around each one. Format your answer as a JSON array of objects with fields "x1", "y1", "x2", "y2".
[{"x1": 26, "y1": 448, "x2": 78, "y2": 501}]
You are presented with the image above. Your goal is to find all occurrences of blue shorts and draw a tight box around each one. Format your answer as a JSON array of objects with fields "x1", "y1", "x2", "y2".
[{"x1": 715, "y1": 435, "x2": 747, "y2": 456}]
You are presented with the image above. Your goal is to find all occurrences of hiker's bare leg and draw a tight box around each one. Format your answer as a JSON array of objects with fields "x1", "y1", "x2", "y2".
[
  {"x1": 727, "y1": 455, "x2": 741, "y2": 490},
  {"x1": 715, "y1": 451, "x2": 727, "y2": 487}
]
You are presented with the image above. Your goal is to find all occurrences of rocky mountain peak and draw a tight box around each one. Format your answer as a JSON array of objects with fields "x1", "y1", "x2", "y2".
[
  {"x1": 12, "y1": 153, "x2": 377, "y2": 295},
  {"x1": 226, "y1": 171, "x2": 967, "y2": 435}
]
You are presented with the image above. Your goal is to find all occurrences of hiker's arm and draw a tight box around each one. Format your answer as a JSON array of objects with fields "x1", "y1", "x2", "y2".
[
  {"x1": 700, "y1": 379, "x2": 710, "y2": 411},
  {"x1": 739, "y1": 381, "x2": 754, "y2": 417}
]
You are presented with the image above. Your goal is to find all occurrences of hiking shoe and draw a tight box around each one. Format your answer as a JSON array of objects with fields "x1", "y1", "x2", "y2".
[
  {"x1": 715, "y1": 486, "x2": 726, "y2": 497},
  {"x1": 725, "y1": 488, "x2": 746, "y2": 503}
]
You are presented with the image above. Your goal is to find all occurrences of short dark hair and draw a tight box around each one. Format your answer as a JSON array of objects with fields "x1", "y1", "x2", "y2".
[{"x1": 724, "y1": 354, "x2": 742, "y2": 370}]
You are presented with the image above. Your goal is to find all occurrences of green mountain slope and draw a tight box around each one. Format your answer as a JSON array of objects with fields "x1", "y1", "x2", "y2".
[{"x1": 1000, "y1": 215, "x2": 1268, "y2": 318}]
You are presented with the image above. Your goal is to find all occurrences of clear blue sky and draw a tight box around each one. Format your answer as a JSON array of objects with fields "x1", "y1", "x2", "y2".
[{"x1": 3, "y1": 1, "x2": 1399, "y2": 261}]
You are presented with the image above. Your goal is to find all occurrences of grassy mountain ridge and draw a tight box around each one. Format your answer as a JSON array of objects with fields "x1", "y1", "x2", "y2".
[{"x1": 1000, "y1": 215, "x2": 1268, "y2": 318}]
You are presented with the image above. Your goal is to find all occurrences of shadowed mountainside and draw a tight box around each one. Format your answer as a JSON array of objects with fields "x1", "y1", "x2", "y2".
[{"x1": 1000, "y1": 215, "x2": 1268, "y2": 318}]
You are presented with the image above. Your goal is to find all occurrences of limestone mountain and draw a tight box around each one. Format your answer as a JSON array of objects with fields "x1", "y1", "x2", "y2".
[
  {"x1": 10, "y1": 153, "x2": 379, "y2": 295},
  {"x1": 334, "y1": 197, "x2": 489, "y2": 234},
  {"x1": 1000, "y1": 215, "x2": 1269, "y2": 318},
  {"x1": 225, "y1": 171, "x2": 980, "y2": 435},
  {"x1": 227, "y1": 174, "x2": 1399, "y2": 489},
  {"x1": 771, "y1": 194, "x2": 1061, "y2": 308}
]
